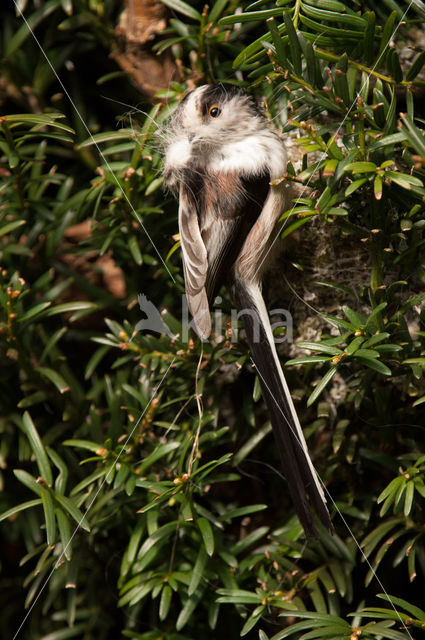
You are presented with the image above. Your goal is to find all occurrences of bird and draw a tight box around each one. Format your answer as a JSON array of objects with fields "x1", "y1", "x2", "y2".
[{"x1": 163, "y1": 83, "x2": 332, "y2": 538}]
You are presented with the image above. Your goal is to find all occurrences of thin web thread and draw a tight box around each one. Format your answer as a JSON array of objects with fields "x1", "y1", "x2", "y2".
[
  {"x1": 253, "y1": 362, "x2": 414, "y2": 640},
  {"x1": 253, "y1": 3, "x2": 413, "y2": 280},
  {"x1": 12, "y1": 1, "x2": 175, "y2": 283},
  {"x1": 188, "y1": 342, "x2": 205, "y2": 476},
  {"x1": 169, "y1": 345, "x2": 205, "y2": 574},
  {"x1": 11, "y1": 357, "x2": 176, "y2": 640}
]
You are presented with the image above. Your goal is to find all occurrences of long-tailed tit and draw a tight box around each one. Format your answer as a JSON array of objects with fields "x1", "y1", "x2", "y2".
[{"x1": 163, "y1": 84, "x2": 332, "y2": 537}]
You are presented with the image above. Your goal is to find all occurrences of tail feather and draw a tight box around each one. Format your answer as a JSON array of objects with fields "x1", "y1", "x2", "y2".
[{"x1": 233, "y1": 280, "x2": 333, "y2": 538}]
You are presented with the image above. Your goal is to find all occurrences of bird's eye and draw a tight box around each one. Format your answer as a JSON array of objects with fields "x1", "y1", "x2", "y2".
[{"x1": 209, "y1": 105, "x2": 221, "y2": 118}]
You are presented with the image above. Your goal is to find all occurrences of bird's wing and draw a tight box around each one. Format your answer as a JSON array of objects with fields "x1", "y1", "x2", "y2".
[
  {"x1": 178, "y1": 181, "x2": 210, "y2": 339},
  {"x1": 179, "y1": 169, "x2": 270, "y2": 339}
]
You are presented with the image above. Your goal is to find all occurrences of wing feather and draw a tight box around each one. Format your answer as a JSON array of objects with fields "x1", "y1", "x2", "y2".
[{"x1": 178, "y1": 185, "x2": 211, "y2": 339}]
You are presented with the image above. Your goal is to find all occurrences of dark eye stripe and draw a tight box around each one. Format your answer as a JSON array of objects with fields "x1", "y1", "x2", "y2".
[
  {"x1": 200, "y1": 84, "x2": 236, "y2": 116},
  {"x1": 199, "y1": 83, "x2": 259, "y2": 118}
]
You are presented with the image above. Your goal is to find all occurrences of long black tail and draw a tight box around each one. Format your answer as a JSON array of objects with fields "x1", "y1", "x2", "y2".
[{"x1": 233, "y1": 280, "x2": 333, "y2": 538}]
